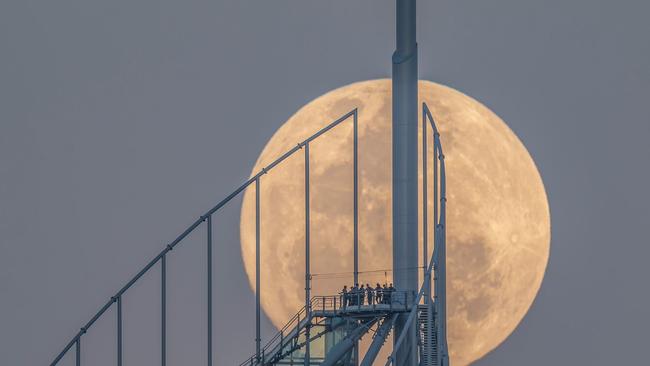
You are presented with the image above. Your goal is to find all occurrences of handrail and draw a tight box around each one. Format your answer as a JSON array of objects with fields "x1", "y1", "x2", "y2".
[
  {"x1": 238, "y1": 291, "x2": 414, "y2": 366},
  {"x1": 50, "y1": 109, "x2": 357, "y2": 366},
  {"x1": 238, "y1": 298, "x2": 313, "y2": 366}
]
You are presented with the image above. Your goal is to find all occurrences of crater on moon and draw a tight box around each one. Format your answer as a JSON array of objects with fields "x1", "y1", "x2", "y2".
[{"x1": 240, "y1": 79, "x2": 550, "y2": 365}]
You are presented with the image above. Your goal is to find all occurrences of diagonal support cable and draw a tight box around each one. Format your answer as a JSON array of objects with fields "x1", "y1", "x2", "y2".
[{"x1": 49, "y1": 109, "x2": 358, "y2": 366}]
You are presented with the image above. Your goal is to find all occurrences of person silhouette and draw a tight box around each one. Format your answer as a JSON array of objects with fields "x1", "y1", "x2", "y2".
[
  {"x1": 382, "y1": 283, "x2": 390, "y2": 304},
  {"x1": 388, "y1": 283, "x2": 395, "y2": 304},
  {"x1": 358, "y1": 284, "x2": 366, "y2": 305},
  {"x1": 366, "y1": 283, "x2": 374, "y2": 305},
  {"x1": 375, "y1": 283, "x2": 383, "y2": 304},
  {"x1": 341, "y1": 285, "x2": 348, "y2": 308},
  {"x1": 351, "y1": 283, "x2": 359, "y2": 306}
]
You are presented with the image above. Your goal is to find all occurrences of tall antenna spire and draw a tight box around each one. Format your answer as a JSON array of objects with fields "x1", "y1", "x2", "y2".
[{"x1": 392, "y1": 0, "x2": 419, "y2": 365}]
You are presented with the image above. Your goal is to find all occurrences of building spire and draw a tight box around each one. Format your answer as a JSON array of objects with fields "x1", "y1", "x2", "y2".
[{"x1": 392, "y1": 1, "x2": 419, "y2": 365}]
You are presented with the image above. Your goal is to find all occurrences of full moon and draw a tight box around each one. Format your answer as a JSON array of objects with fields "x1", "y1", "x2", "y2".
[{"x1": 240, "y1": 79, "x2": 550, "y2": 365}]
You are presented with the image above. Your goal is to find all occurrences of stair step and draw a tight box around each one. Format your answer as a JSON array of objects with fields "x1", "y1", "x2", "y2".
[{"x1": 417, "y1": 304, "x2": 437, "y2": 366}]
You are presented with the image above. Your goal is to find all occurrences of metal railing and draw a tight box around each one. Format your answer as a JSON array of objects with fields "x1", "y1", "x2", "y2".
[
  {"x1": 238, "y1": 290, "x2": 414, "y2": 366},
  {"x1": 50, "y1": 109, "x2": 358, "y2": 366},
  {"x1": 239, "y1": 298, "x2": 309, "y2": 366},
  {"x1": 313, "y1": 290, "x2": 414, "y2": 313}
]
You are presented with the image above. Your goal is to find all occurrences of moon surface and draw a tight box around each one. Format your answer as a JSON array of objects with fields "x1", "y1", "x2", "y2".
[{"x1": 240, "y1": 79, "x2": 550, "y2": 365}]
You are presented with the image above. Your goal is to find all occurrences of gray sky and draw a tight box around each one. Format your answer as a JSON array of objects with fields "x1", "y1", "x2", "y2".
[{"x1": 1, "y1": 0, "x2": 649, "y2": 365}]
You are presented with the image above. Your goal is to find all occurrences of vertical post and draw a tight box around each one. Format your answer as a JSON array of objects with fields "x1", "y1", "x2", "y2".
[
  {"x1": 353, "y1": 109, "x2": 359, "y2": 286},
  {"x1": 433, "y1": 124, "x2": 438, "y2": 255},
  {"x1": 75, "y1": 338, "x2": 80, "y2": 366},
  {"x1": 433, "y1": 120, "x2": 439, "y2": 305},
  {"x1": 304, "y1": 142, "x2": 311, "y2": 366},
  {"x1": 161, "y1": 254, "x2": 166, "y2": 366},
  {"x1": 353, "y1": 109, "x2": 360, "y2": 366},
  {"x1": 433, "y1": 116, "x2": 439, "y2": 348},
  {"x1": 422, "y1": 106, "x2": 428, "y2": 304},
  {"x1": 438, "y1": 140, "x2": 449, "y2": 366},
  {"x1": 117, "y1": 296, "x2": 122, "y2": 366},
  {"x1": 392, "y1": 0, "x2": 418, "y2": 364},
  {"x1": 422, "y1": 103, "x2": 438, "y2": 364},
  {"x1": 255, "y1": 178, "x2": 261, "y2": 363},
  {"x1": 207, "y1": 215, "x2": 213, "y2": 366}
]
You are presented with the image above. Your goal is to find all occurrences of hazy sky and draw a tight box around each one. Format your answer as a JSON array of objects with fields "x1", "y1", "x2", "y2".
[{"x1": 1, "y1": 1, "x2": 649, "y2": 365}]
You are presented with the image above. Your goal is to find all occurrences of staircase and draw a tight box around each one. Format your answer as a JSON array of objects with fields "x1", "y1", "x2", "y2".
[
  {"x1": 239, "y1": 294, "x2": 414, "y2": 366},
  {"x1": 418, "y1": 303, "x2": 437, "y2": 366},
  {"x1": 239, "y1": 299, "x2": 315, "y2": 366}
]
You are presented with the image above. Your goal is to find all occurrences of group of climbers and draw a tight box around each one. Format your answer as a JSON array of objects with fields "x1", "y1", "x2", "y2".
[{"x1": 340, "y1": 283, "x2": 395, "y2": 308}]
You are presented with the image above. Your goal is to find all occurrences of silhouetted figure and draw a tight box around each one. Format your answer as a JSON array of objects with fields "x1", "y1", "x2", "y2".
[
  {"x1": 350, "y1": 284, "x2": 359, "y2": 306},
  {"x1": 341, "y1": 285, "x2": 348, "y2": 309},
  {"x1": 375, "y1": 283, "x2": 382, "y2": 304},
  {"x1": 366, "y1": 283, "x2": 374, "y2": 305},
  {"x1": 382, "y1": 284, "x2": 390, "y2": 304},
  {"x1": 348, "y1": 285, "x2": 353, "y2": 306},
  {"x1": 388, "y1": 283, "x2": 395, "y2": 304},
  {"x1": 358, "y1": 285, "x2": 366, "y2": 305}
]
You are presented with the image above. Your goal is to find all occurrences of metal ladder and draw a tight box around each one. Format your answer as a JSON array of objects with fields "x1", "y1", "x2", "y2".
[{"x1": 418, "y1": 303, "x2": 436, "y2": 366}]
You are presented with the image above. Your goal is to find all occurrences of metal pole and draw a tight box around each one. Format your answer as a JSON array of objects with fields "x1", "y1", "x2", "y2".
[
  {"x1": 423, "y1": 104, "x2": 435, "y2": 365},
  {"x1": 422, "y1": 106, "x2": 428, "y2": 304},
  {"x1": 207, "y1": 215, "x2": 213, "y2": 366},
  {"x1": 304, "y1": 143, "x2": 311, "y2": 366},
  {"x1": 438, "y1": 141, "x2": 449, "y2": 365},
  {"x1": 433, "y1": 111, "x2": 439, "y2": 311},
  {"x1": 353, "y1": 108, "x2": 360, "y2": 366},
  {"x1": 117, "y1": 296, "x2": 122, "y2": 366},
  {"x1": 256, "y1": 178, "x2": 261, "y2": 362},
  {"x1": 75, "y1": 338, "x2": 80, "y2": 366},
  {"x1": 433, "y1": 137, "x2": 438, "y2": 246},
  {"x1": 353, "y1": 109, "x2": 359, "y2": 286},
  {"x1": 161, "y1": 255, "x2": 166, "y2": 366}
]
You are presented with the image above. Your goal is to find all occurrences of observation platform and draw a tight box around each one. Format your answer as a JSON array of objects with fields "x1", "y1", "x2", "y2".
[
  {"x1": 310, "y1": 291, "x2": 414, "y2": 318},
  {"x1": 238, "y1": 291, "x2": 418, "y2": 366}
]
